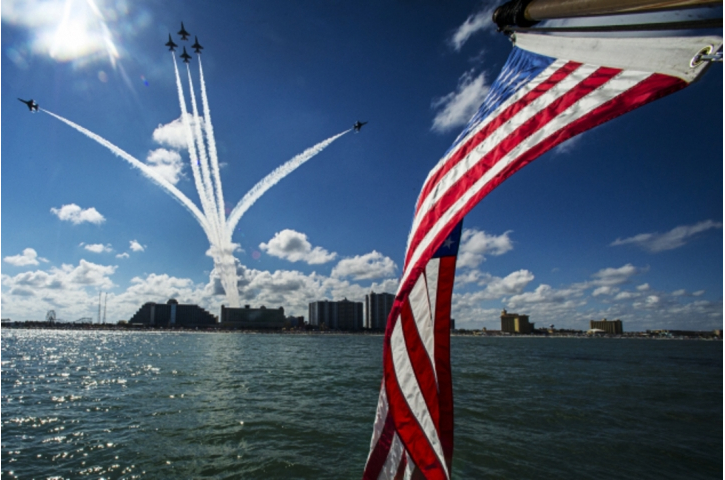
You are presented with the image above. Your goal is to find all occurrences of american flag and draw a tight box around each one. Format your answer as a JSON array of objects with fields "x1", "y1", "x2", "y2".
[{"x1": 363, "y1": 32, "x2": 720, "y2": 480}]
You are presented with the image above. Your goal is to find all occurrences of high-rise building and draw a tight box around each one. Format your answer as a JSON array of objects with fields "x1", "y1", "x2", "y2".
[
  {"x1": 365, "y1": 292, "x2": 395, "y2": 330},
  {"x1": 129, "y1": 299, "x2": 217, "y2": 327},
  {"x1": 309, "y1": 299, "x2": 363, "y2": 331},
  {"x1": 589, "y1": 318, "x2": 623, "y2": 334},
  {"x1": 500, "y1": 309, "x2": 534, "y2": 334},
  {"x1": 220, "y1": 305, "x2": 285, "y2": 329}
]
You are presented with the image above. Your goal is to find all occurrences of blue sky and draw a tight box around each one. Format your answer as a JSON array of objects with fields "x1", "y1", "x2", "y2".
[{"x1": 2, "y1": 1, "x2": 722, "y2": 330}]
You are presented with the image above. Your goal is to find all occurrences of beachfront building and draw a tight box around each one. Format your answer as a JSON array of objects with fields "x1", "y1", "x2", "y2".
[
  {"x1": 220, "y1": 305, "x2": 286, "y2": 329},
  {"x1": 365, "y1": 292, "x2": 395, "y2": 330},
  {"x1": 309, "y1": 299, "x2": 363, "y2": 331},
  {"x1": 500, "y1": 309, "x2": 534, "y2": 334},
  {"x1": 129, "y1": 299, "x2": 217, "y2": 328},
  {"x1": 589, "y1": 319, "x2": 623, "y2": 334}
]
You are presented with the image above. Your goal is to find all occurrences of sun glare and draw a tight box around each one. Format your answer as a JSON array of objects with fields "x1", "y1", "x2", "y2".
[{"x1": 4, "y1": 0, "x2": 121, "y2": 66}]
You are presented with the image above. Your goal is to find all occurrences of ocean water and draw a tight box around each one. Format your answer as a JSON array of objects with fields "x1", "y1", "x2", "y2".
[{"x1": 1, "y1": 330, "x2": 721, "y2": 479}]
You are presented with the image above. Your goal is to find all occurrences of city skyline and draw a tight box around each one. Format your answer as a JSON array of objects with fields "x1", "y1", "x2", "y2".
[{"x1": 2, "y1": 1, "x2": 722, "y2": 331}]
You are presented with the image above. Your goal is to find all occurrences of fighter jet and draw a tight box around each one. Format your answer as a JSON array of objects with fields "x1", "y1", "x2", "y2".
[
  {"x1": 191, "y1": 36, "x2": 203, "y2": 54},
  {"x1": 180, "y1": 46, "x2": 192, "y2": 63},
  {"x1": 353, "y1": 121, "x2": 368, "y2": 132},
  {"x1": 18, "y1": 98, "x2": 39, "y2": 112},
  {"x1": 178, "y1": 22, "x2": 190, "y2": 41},
  {"x1": 165, "y1": 34, "x2": 178, "y2": 51}
]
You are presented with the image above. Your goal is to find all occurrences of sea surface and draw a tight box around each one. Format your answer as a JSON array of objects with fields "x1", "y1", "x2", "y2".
[{"x1": 1, "y1": 330, "x2": 721, "y2": 479}]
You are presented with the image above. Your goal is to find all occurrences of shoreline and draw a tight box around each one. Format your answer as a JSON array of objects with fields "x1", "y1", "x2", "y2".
[{"x1": 2, "y1": 322, "x2": 721, "y2": 340}]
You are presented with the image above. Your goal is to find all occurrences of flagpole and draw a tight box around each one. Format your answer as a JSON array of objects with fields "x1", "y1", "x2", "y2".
[
  {"x1": 526, "y1": 0, "x2": 720, "y2": 20},
  {"x1": 493, "y1": 0, "x2": 721, "y2": 29}
]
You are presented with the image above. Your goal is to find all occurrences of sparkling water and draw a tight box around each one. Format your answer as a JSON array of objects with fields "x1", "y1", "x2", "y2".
[{"x1": 2, "y1": 330, "x2": 721, "y2": 479}]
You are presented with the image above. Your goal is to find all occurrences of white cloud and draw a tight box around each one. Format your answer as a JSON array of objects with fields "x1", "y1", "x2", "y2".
[
  {"x1": 457, "y1": 228, "x2": 514, "y2": 269},
  {"x1": 259, "y1": 229, "x2": 336, "y2": 265},
  {"x1": 152, "y1": 114, "x2": 200, "y2": 150},
  {"x1": 4, "y1": 248, "x2": 48, "y2": 266},
  {"x1": 146, "y1": 148, "x2": 184, "y2": 185},
  {"x1": 2, "y1": 259, "x2": 116, "y2": 294},
  {"x1": 589, "y1": 264, "x2": 642, "y2": 287},
  {"x1": 51, "y1": 204, "x2": 105, "y2": 225},
  {"x1": 331, "y1": 251, "x2": 398, "y2": 281},
  {"x1": 593, "y1": 286, "x2": 620, "y2": 297},
  {"x1": 448, "y1": 4, "x2": 498, "y2": 51},
  {"x1": 553, "y1": 134, "x2": 584, "y2": 155},
  {"x1": 83, "y1": 243, "x2": 113, "y2": 253},
  {"x1": 614, "y1": 291, "x2": 639, "y2": 301},
  {"x1": 130, "y1": 240, "x2": 146, "y2": 252},
  {"x1": 116, "y1": 252, "x2": 130, "y2": 259},
  {"x1": 611, "y1": 220, "x2": 722, "y2": 253},
  {"x1": 431, "y1": 69, "x2": 490, "y2": 133}
]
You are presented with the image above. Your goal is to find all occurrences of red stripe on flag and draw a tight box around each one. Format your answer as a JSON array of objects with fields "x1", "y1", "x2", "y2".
[
  {"x1": 363, "y1": 405, "x2": 398, "y2": 480},
  {"x1": 405, "y1": 66, "x2": 620, "y2": 269},
  {"x1": 433, "y1": 256, "x2": 457, "y2": 468},
  {"x1": 384, "y1": 332, "x2": 448, "y2": 480},
  {"x1": 399, "y1": 299, "x2": 441, "y2": 436},
  {"x1": 415, "y1": 61, "x2": 581, "y2": 216},
  {"x1": 412, "y1": 73, "x2": 687, "y2": 303}
]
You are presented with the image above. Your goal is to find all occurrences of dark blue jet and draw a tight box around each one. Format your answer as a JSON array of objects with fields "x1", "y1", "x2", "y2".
[
  {"x1": 18, "y1": 98, "x2": 39, "y2": 112},
  {"x1": 165, "y1": 34, "x2": 178, "y2": 51},
  {"x1": 178, "y1": 22, "x2": 190, "y2": 41},
  {"x1": 192, "y1": 36, "x2": 203, "y2": 54},
  {"x1": 180, "y1": 46, "x2": 192, "y2": 63}
]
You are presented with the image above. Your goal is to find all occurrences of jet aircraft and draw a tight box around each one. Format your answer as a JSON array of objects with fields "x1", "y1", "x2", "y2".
[
  {"x1": 180, "y1": 47, "x2": 192, "y2": 63},
  {"x1": 353, "y1": 121, "x2": 368, "y2": 132},
  {"x1": 178, "y1": 22, "x2": 190, "y2": 41},
  {"x1": 18, "y1": 98, "x2": 39, "y2": 112},
  {"x1": 192, "y1": 36, "x2": 203, "y2": 54},
  {"x1": 165, "y1": 34, "x2": 178, "y2": 51}
]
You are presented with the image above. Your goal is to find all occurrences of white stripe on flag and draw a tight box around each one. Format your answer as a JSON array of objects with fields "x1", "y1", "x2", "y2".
[
  {"x1": 425, "y1": 258, "x2": 441, "y2": 329},
  {"x1": 402, "y1": 69, "x2": 651, "y2": 291},
  {"x1": 366, "y1": 383, "x2": 390, "y2": 464},
  {"x1": 390, "y1": 317, "x2": 449, "y2": 479},
  {"x1": 409, "y1": 272, "x2": 436, "y2": 379},
  {"x1": 412, "y1": 63, "x2": 599, "y2": 229},
  {"x1": 416, "y1": 59, "x2": 569, "y2": 207},
  {"x1": 379, "y1": 432, "x2": 405, "y2": 480}
]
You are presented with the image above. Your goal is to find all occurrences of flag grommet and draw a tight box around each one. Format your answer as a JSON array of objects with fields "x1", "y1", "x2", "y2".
[{"x1": 690, "y1": 45, "x2": 714, "y2": 68}]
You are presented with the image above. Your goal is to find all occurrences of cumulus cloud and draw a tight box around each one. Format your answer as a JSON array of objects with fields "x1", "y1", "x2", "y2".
[
  {"x1": 331, "y1": 251, "x2": 398, "y2": 281},
  {"x1": 83, "y1": 243, "x2": 113, "y2": 253},
  {"x1": 610, "y1": 220, "x2": 722, "y2": 253},
  {"x1": 457, "y1": 228, "x2": 514, "y2": 269},
  {"x1": 431, "y1": 69, "x2": 490, "y2": 133},
  {"x1": 51, "y1": 204, "x2": 105, "y2": 225},
  {"x1": 259, "y1": 229, "x2": 336, "y2": 265},
  {"x1": 116, "y1": 252, "x2": 130, "y2": 259},
  {"x1": 507, "y1": 284, "x2": 586, "y2": 309},
  {"x1": 146, "y1": 148, "x2": 184, "y2": 185},
  {"x1": 152, "y1": 114, "x2": 200, "y2": 150},
  {"x1": 4, "y1": 248, "x2": 48, "y2": 266},
  {"x1": 448, "y1": 4, "x2": 498, "y2": 51},
  {"x1": 130, "y1": 240, "x2": 146, "y2": 252},
  {"x1": 2, "y1": 259, "x2": 116, "y2": 294},
  {"x1": 589, "y1": 264, "x2": 643, "y2": 287},
  {"x1": 592, "y1": 286, "x2": 620, "y2": 297}
]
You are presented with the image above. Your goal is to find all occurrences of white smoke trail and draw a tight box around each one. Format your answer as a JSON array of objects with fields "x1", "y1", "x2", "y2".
[
  {"x1": 196, "y1": 59, "x2": 241, "y2": 308},
  {"x1": 198, "y1": 57, "x2": 226, "y2": 231},
  {"x1": 172, "y1": 54, "x2": 219, "y2": 240},
  {"x1": 42, "y1": 109, "x2": 210, "y2": 233},
  {"x1": 185, "y1": 64, "x2": 222, "y2": 241},
  {"x1": 226, "y1": 130, "x2": 350, "y2": 236}
]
